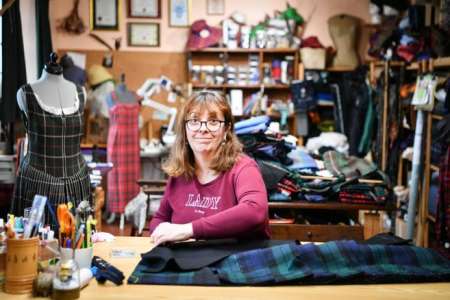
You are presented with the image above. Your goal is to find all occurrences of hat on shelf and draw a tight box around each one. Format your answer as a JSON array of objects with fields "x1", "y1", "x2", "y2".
[
  {"x1": 186, "y1": 20, "x2": 222, "y2": 49},
  {"x1": 87, "y1": 64, "x2": 114, "y2": 87}
]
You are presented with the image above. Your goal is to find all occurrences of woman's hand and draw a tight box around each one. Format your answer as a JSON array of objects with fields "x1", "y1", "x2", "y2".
[{"x1": 150, "y1": 222, "x2": 194, "y2": 246}]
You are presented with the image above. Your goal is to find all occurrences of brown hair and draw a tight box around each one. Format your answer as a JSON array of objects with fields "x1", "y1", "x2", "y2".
[{"x1": 163, "y1": 91, "x2": 242, "y2": 179}]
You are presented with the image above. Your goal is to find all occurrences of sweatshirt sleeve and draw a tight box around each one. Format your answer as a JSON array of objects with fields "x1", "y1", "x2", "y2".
[
  {"x1": 148, "y1": 178, "x2": 174, "y2": 233},
  {"x1": 191, "y1": 160, "x2": 268, "y2": 239}
]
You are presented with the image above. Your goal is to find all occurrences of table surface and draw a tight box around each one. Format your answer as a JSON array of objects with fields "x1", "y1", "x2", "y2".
[{"x1": 2, "y1": 237, "x2": 450, "y2": 300}]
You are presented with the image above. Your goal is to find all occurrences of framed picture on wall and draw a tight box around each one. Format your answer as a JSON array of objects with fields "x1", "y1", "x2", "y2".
[
  {"x1": 127, "y1": 22, "x2": 160, "y2": 47},
  {"x1": 207, "y1": 0, "x2": 224, "y2": 15},
  {"x1": 128, "y1": 0, "x2": 161, "y2": 18},
  {"x1": 90, "y1": 0, "x2": 120, "y2": 30},
  {"x1": 169, "y1": 0, "x2": 191, "y2": 27}
]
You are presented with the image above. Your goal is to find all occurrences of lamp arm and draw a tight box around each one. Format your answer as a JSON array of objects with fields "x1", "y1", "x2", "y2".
[{"x1": 141, "y1": 98, "x2": 177, "y2": 135}]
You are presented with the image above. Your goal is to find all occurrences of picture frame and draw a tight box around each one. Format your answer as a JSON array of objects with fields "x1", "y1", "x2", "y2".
[
  {"x1": 169, "y1": 0, "x2": 191, "y2": 27},
  {"x1": 207, "y1": 0, "x2": 224, "y2": 15},
  {"x1": 127, "y1": 22, "x2": 160, "y2": 47},
  {"x1": 127, "y1": 0, "x2": 160, "y2": 18},
  {"x1": 90, "y1": 0, "x2": 120, "y2": 31}
]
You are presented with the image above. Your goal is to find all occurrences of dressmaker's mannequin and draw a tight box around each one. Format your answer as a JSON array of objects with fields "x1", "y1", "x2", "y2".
[
  {"x1": 11, "y1": 53, "x2": 90, "y2": 226},
  {"x1": 17, "y1": 69, "x2": 81, "y2": 117},
  {"x1": 105, "y1": 74, "x2": 140, "y2": 230},
  {"x1": 106, "y1": 74, "x2": 137, "y2": 108},
  {"x1": 328, "y1": 14, "x2": 360, "y2": 68}
]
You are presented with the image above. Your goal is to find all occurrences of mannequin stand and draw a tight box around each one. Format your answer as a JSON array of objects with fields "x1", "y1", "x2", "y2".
[{"x1": 106, "y1": 212, "x2": 126, "y2": 230}]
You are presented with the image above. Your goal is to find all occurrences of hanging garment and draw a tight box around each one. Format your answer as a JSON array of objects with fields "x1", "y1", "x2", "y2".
[
  {"x1": 36, "y1": 0, "x2": 53, "y2": 77},
  {"x1": 128, "y1": 240, "x2": 450, "y2": 286},
  {"x1": 11, "y1": 84, "x2": 90, "y2": 225},
  {"x1": 107, "y1": 94, "x2": 140, "y2": 214},
  {"x1": 1, "y1": 0, "x2": 27, "y2": 124},
  {"x1": 435, "y1": 145, "x2": 450, "y2": 258}
]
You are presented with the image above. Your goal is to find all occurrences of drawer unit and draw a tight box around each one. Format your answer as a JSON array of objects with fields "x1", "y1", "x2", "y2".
[{"x1": 270, "y1": 224, "x2": 364, "y2": 242}]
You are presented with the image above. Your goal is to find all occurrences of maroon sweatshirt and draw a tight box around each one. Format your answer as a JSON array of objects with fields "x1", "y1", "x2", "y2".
[{"x1": 149, "y1": 155, "x2": 270, "y2": 239}]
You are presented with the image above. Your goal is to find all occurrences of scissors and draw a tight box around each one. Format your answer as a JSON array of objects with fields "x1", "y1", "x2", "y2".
[{"x1": 57, "y1": 204, "x2": 76, "y2": 248}]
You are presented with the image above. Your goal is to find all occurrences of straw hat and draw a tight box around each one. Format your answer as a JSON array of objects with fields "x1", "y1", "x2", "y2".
[{"x1": 86, "y1": 64, "x2": 113, "y2": 86}]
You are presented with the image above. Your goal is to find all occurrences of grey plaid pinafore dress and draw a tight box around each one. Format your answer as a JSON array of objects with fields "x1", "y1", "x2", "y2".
[{"x1": 11, "y1": 84, "x2": 91, "y2": 225}]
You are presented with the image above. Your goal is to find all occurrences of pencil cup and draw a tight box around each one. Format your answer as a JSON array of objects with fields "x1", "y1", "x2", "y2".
[
  {"x1": 61, "y1": 247, "x2": 94, "y2": 269},
  {"x1": 4, "y1": 237, "x2": 39, "y2": 294}
]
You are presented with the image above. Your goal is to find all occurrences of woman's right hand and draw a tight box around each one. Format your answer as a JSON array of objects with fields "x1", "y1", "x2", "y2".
[{"x1": 150, "y1": 222, "x2": 193, "y2": 246}]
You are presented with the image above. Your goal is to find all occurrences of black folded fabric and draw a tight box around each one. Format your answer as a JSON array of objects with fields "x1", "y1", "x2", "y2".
[
  {"x1": 140, "y1": 239, "x2": 295, "y2": 272},
  {"x1": 360, "y1": 232, "x2": 412, "y2": 246}
]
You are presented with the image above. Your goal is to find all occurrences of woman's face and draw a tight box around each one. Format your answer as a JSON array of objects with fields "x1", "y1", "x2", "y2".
[{"x1": 185, "y1": 105, "x2": 227, "y2": 158}]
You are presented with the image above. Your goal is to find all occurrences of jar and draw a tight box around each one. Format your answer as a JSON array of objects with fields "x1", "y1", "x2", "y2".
[
  {"x1": 191, "y1": 65, "x2": 201, "y2": 83},
  {"x1": 52, "y1": 251, "x2": 80, "y2": 300}
]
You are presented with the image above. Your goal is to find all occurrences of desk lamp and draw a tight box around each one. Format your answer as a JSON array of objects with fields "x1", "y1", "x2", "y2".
[{"x1": 137, "y1": 76, "x2": 177, "y2": 146}]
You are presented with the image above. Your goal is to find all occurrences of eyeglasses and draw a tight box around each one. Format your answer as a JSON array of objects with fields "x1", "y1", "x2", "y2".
[{"x1": 185, "y1": 119, "x2": 226, "y2": 132}]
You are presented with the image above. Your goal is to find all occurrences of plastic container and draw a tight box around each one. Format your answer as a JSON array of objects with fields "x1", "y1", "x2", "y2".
[{"x1": 60, "y1": 247, "x2": 93, "y2": 270}]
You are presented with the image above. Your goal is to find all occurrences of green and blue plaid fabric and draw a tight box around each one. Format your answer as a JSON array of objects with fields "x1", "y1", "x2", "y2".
[{"x1": 128, "y1": 240, "x2": 450, "y2": 286}]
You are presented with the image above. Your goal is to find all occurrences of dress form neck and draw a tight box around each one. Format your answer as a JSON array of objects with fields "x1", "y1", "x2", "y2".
[{"x1": 29, "y1": 68, "x2": 80, "y2": 115}]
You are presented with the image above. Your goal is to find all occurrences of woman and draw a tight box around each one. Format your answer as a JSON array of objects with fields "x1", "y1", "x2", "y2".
[{"x1": 149, "y1": 91, "x2": 270, "y2": 246}]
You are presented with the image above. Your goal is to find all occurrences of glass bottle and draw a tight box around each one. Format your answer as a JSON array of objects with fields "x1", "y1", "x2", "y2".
[{"x1": 52, "y1": 250, "x2": 80, "y2": 300}]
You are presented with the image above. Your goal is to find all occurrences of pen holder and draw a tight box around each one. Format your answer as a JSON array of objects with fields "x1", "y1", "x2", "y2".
[
  {"x1": 61, "y1": 247, "x2": 94, "y2": 269},
  {"x1": 4, "y1": 237, "x2": 39, "y2": 294}
]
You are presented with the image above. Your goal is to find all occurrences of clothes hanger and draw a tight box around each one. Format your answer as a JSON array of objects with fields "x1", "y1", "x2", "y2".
[{"x1": 44, "y1": 52, "x2": 63, "y2": 75}]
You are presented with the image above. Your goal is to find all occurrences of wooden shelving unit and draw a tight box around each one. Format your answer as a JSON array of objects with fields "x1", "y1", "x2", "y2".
[
  {"x1": 269, "y1": 201, "x2": 393, "y2": 211},
  {"x1": 268, "y1": 200, "x2": 393, "y2": 242},
  {"x1": 191, "y1": 47, "x2": 298, "y2": 54},
  {"x1": 191, "y1": 83, "x2": 290, "y2": 89},
  {"x1": 187, "y1": 47, "x2": 300, "y2": 135},
  {"x1": 187, "y1": 48, "x2": 299, "y2": 91},
  {"x1": 416, "y1": 58, "x2": 449, "y2": 247}
]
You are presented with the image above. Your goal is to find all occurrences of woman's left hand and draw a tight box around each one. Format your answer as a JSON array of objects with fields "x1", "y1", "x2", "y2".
[{"x1": 150, "y1": 222, "x2": 194, "y2": 246}]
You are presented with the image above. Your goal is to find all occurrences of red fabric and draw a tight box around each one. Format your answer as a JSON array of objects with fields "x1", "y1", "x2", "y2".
[
  {"x1": 107, "y1": 102, "x2": 141, "y2": 213},
  {"x1": 149, "y1": 155, "x2": 270, "y2": 240},
  {"x1": 339, "y1": 191, "x2": 386, "y2": 204},
  {"x1": 301, "y1": 36, "x2": 324, "y2": 48}
]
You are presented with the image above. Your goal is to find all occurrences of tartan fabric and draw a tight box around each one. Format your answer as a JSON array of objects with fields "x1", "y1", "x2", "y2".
[
  {"x1": 107, "y1": 97, "x2": 140, "y2": 213},
  {"x1": 12, "y1": 84, "x2": 90, "y2": 225},
  {"x1": 128, "y1": 240, "x2": 450, "y2": 286},
  {"x1": 323, "y1": 150, "x2": 377, "y2": 180},
  {"x1": 339, "y1": 191, "x2": 386, "y2": 204},
  {"x1": 435, "y1": 145, "x2": 450, "y2": 258}
]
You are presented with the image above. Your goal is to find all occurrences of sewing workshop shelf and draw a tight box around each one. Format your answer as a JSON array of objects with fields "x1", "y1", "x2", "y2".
[
  {"x1": 268, "y1": 200, "x2": 394, "y2": 242},
  {"x1": 187, "y1": 47, "x2": 299, "y2": 96}
]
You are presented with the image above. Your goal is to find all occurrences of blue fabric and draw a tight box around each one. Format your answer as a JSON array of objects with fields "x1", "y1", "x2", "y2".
[
  {"x1": 235, "y1": 123, "x2": 268, "y2": 135},
  {"x1": 269, "y1": 192, "x2": 290, "y2": 202},
  {"x1": 287, "y1": 148, "x2": 317, "y2": 171},
  {"x1": 304, "y1": 194, "x2": 326, "y2": 202},
  {"x1": 235, "y1": 115, "x2": 270, "y2": 130}
]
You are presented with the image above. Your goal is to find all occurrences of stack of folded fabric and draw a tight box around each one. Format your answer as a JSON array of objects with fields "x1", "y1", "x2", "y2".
[
  {"x1": 339, "y1": 183, "x2": 388, "y2": 204},
  {"x1": 235, "y1": 115, "x2": 270, "y2": 135},
  {"x1": 239, "y1": 132, "x2": 294, "y2": 165}
]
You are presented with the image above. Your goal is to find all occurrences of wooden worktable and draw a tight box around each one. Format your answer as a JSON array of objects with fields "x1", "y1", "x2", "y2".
[{"x1": 2, "y1": 237, "x2": 450, "y2": 299}]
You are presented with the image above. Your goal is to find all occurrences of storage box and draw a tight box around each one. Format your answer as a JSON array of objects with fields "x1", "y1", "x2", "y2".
[{"x1": 300, "y1": 48, "x2": 326, "y2": 70}]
